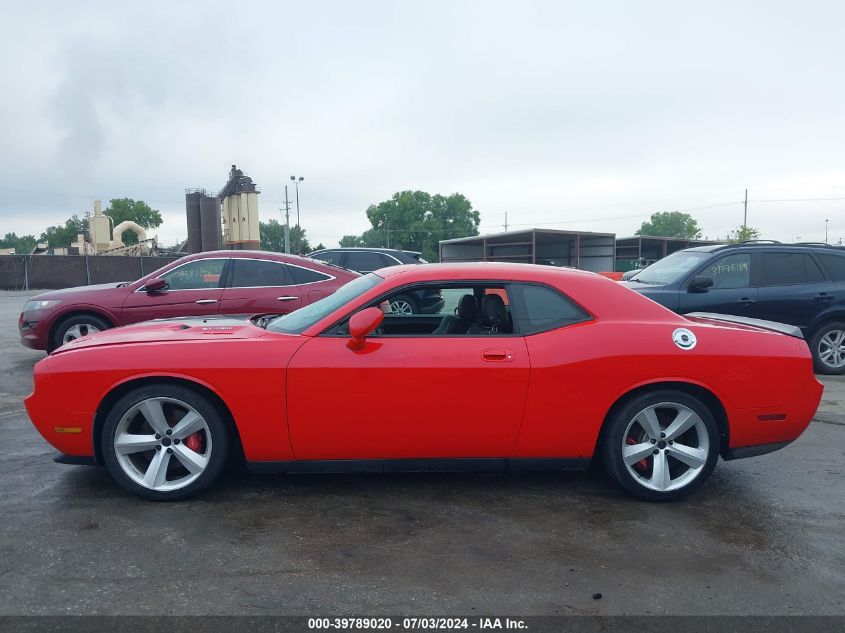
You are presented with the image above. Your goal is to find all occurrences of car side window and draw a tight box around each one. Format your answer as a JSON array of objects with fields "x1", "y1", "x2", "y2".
[
  {"x1": 347, "y1": 251, "x2": 390, "y2": 272},
  {"x1": 759, "y1": 252, "x2": 824, "y2": 286},
  {"x1": 816, "y1": 253, "x2": 845, "y2": 282},
  {"x1": 311, "y1": 251, "x2": 343, "y2": 265},
  {"x1": 704, "y1": 254, "x2": 751, "y2": 289},
  {"x1": 229, "y1": 259, "x2": 293, "y2": 287},
  {"x1": 289, "y1": 265, "x2": 331, "y2": 284},
  {"x1": 160, "y1": 259, "x2": 226, "y2": 290},
  {"x1": 510, "y1": 283, "x2": 590, "y2": 335}
]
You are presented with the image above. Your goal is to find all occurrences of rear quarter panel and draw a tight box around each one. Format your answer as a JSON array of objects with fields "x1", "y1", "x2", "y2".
[{"x1": 513, "y1": 319, "x2": 820, "y2": 458}]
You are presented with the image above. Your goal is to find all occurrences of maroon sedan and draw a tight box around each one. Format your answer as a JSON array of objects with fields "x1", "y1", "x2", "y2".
[{"x1": 19, "y1": 251, "x2": 358, "y2": 352}]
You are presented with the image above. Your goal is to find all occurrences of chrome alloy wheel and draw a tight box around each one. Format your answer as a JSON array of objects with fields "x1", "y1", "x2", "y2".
[
  {"x1": 621, "y1": 402, "x2": 710, "y2": 493},
  {"x1": 389, "y1": 299, "x2": 414, "y2": 314},
  {"x1": 113, "y1": 397, "x2": 212, "y2": 492},
  {"x1": 818, "y1": 329, "x2": 845, "y2": 369},
  {"x1": 62, "y1": 323, "x2": 100, "y2": 344}
]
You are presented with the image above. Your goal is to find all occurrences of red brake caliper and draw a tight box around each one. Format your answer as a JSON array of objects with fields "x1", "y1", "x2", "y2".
[
  {"x1": 184, "y1": 432, "x2": 203, "y2": 452},
  {"x1": 626, "y1": 436, "x2": 649, "y2": 471}
]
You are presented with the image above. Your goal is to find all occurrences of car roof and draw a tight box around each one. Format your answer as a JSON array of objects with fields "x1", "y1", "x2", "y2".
[
  {"x1": 374, "y1": 261, "x2": 598, "y2": 282},
  {"x1": 310, "y1": 247, "x2": 422, "y2": 256},
  {"x1": 686, "y1": 242, "x2": 845, "y2": 254}
]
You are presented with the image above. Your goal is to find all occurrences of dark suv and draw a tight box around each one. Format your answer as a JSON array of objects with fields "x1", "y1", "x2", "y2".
[
  {"x1": 623, "y1": 242, "x2": 845, "y2": 374},
  {"x1": 307, "y1": 247, "x2": 444, "y2": 314}
]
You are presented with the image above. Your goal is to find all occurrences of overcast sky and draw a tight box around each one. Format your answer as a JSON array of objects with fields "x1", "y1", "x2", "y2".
[{"x1": 1, "y1": 0, "x2": 844, "y2": 248}]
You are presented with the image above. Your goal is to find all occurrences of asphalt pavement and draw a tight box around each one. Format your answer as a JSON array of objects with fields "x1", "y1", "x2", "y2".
[{"x1": 1, "y1": 289, "x2": 843, "y2": 616}]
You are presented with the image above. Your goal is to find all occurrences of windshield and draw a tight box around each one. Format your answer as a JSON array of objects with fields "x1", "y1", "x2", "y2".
[
  {"x1": 267, "y1": 273, "x2": 382, "y2": 334},
  {"x1": 632, "y1": 251, "x2": 712, "y2": 285}
]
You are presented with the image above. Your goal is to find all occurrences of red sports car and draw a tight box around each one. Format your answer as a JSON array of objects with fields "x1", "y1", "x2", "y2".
[
  {"x1": 18, "y1": 250, "x2": 357, "y2": 352},
  {"x1": 25, "y1": 263, "x2": 823, "y2": 501}
]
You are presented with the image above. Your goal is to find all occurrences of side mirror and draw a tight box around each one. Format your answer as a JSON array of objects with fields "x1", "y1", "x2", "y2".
[
  {"x1": 688, "y1": 275, "x2": 714, "y2": 292},
  {"x1": 144, "y1": 278, "x2": 167, "y2": 293},
  {"x1": 347, "y1": 306, "x2": 384, "y2": 350}
]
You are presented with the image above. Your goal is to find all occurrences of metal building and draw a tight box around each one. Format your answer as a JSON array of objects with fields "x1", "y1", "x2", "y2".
[
  {"x1": 614, "y1": 235, "x2": 724, "y2": 272},
  {"x1": 439, "y1": 228, "x2": 616, "y2": 272}
]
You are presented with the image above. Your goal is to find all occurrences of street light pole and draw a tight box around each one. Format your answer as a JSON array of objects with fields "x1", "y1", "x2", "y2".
[
  {"x1": 826, "y1": 218, "x2": 829, "y2": 244},
  {"x1": 290, "y1": 175, "x2": 304, "y2": 253}
]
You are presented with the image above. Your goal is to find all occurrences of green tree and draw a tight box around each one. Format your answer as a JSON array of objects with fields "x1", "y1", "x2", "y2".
[
  {"x1": 259, "y1": 220, "x2": 313, "y2": 254},
  {"x1": 339, "y1": 234, "x2": 365, "y2": 247},
  {"x1": 40, "y1": 215, "x2": 87, "y2": 249},
  {"x1": 636, "y1": 211, "x2": 702, "y2": 239},
  {"x1": 348, "y1": 191, "x2": 479, "y2": 261},
  {"x1": 105, "y1": 198, "x2": 163, "y2": 244},
  {"x1": 0, "y1": 232, "x2": 37, "y2": 254},
  {"x1": 727, "y1": 225, "x2": 761, "y2": 243}
]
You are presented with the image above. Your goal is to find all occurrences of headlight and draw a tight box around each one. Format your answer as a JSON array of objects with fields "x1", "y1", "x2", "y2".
[{"x1": 23, "y1": 300, "x2": 61, "y2": 312}]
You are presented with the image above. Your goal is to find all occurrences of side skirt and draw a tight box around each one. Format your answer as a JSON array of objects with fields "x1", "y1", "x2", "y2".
[{"x1": 247, "y1": 457, "x2": 591, "y2": 475}]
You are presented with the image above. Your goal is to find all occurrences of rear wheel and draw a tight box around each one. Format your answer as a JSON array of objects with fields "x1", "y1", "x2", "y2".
[
  {"x1": 101, "y1": 384, "x2": 228, "y2": 501},
  {"x1": 52, "y1": 314, "x2": 110, "y2": 350},
  {"x1": 602, "y1": 390, "x2": 719, "y2": 501},
  {"x1": 810, "y1": 322, "x2": 845, "y2": 375}
]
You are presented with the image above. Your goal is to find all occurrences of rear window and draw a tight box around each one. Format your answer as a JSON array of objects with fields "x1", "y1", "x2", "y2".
[
  {"x1": 229, "y1": 259, "x2": 292, "y2": 287},
  {"x1": 289, "y1": 265, "x2": 331, "y2": 284},
  {"x1": 817, "y1": 253, "x2": 845, "y2": 281},
  {"x1": 510, "y1": 283, "x2": 590, "y2": 335},
  {"x1": 759, "y1": 252, "x2": 824, "y2": 286}
]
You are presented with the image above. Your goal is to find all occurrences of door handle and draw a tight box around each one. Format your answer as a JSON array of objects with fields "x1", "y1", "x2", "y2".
[
  {"x1": 814, "y1": 293, "x2": 833, "y2": 302},
  {"x1": 736, "y1": 297, "x2": 756, "y2": 307},
  {"x1": 482, "y1": 349, "x2": 513, "y2": 362},
  {"x1": 277, "y1": 296, "x2": 298, "y2": 301},
  {"x1": 195, "y1": 299, "x2": 218, "y2": 305}
]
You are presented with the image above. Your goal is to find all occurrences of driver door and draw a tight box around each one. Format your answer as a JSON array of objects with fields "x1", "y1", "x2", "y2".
[
  {"x1": 285, "y1": 286, "x2": 531, "y2": 460},
  {"x1": 122, "y1": 258, "x2": 227, "y2": 324}
]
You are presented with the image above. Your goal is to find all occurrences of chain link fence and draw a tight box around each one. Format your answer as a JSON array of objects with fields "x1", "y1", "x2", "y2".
[{"x1": 0, "y1": 255, "x2": 181, "y2": 290}]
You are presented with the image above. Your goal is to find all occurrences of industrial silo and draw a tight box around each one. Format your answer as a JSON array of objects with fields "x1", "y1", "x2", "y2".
[
  {"x1": 185, "y1": 191, "x2": 203, "y2": 254},
  {"x1": 199, "y1": 195, "x2": 222, "y2": 251},
  {"x1": 219, "y1": 165, "x2": 261, "y2": 250}
]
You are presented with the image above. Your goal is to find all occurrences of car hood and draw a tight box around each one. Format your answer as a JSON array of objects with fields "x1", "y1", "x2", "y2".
[
  {"x1": 619, "y1": 281, "x2": 666, "y2": 292},
  {"x1": 52, "y1": 315, "x2": 275, "y2": 353},
  {"x1": 32, "y1": 282, "x2": 131, "y2": 300}
]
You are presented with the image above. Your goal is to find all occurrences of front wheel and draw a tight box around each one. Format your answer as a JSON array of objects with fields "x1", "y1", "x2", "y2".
[
  {"x1": 810, "y1": 322, "x2": 845, "y2": 375},
  {"x1": 101, "y1": 384, "x2": 228, "y2": 501},
  {"x1": 52, "y1": 314, "x2": 111, "y2": 350},
  {"x1": 602, "y1": 390, "x2": 720, "y2": 501}
]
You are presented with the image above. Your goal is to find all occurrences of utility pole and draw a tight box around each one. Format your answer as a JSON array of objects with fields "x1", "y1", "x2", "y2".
[
  {"x1": 282, "y1": 185, "x2": 293, "y2": 253},
  {"x1": 290, "y1": 175, "x2": 304, "y2": 253},
  {"x1": 386, "y1": 221, "x2": 391, "y2": 249},
  {"x1": 825, "y1": 218, "x2": 829, "y2": 244},
  {"x1": 504, "y1": 212, "x2": 508, "y2": 232},
  {"x1": 743, "y1": 189, "x2": 748, "y2": 230}
]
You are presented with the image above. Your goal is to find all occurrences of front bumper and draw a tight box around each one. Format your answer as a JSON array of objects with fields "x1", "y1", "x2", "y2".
[{"x1": 19, "y1": 312, "x2": 50, "y2": 350}]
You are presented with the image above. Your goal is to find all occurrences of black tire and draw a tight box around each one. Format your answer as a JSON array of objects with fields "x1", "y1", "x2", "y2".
[
  {"x1": 809, "y1": 321, "x2": 845, "y2": 375},
  {"x1": 101, "y1": 384, "x2": 228, "y2": 501},
  {"x1": 389, "y1": 293, "x2": 419, "y2": 315},
  {"x1": 52, "y1": 313, "x2": 111, "y2": 351},
  {"x1": 601, "y1": 390, "x2": 720, "y2": 502}
]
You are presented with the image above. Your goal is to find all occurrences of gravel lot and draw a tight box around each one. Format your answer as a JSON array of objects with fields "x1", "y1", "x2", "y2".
[{"x1": 1, "y1": 289, "x2": 844, "y2": 616}]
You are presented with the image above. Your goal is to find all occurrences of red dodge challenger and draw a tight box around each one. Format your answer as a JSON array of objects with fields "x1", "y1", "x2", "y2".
[{"x1": 25, "y1": 263, "x2": 823, "y2": 502}]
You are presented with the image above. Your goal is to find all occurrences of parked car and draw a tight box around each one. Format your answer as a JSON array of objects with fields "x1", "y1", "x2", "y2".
[
  {"x1": 18, "y1": 251, "x2": 358, "y2": 352},
  {"x1": 622, "y1": 242, "x2": 845, "y2": 374},
  {"x1": 26, "y1": 263, "x2": 821, "y2": 502},
  {"x1": 307, "y1": 247, "x2": 444, "y2": 314}
]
